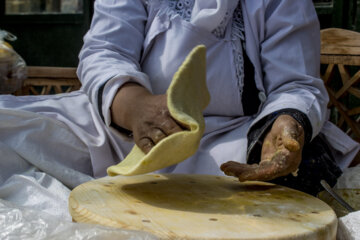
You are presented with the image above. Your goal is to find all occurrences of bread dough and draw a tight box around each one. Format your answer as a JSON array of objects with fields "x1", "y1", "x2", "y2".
[{"x1": 107, "y1": 45, "x2": 210, "y2": 176}]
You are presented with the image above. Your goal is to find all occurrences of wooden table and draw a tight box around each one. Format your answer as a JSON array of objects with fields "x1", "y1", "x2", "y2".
[{"x1": 69, "y1": 174, "x2": 337, "y2": 240}]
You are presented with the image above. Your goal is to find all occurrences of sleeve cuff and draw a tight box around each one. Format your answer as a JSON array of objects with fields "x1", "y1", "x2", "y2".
[{"x1": 97, "y1": 73, "x2": 152, "y2": 140}]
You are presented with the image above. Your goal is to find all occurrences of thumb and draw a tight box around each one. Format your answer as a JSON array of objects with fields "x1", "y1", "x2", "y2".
[
  {"x1": 272, "y1": 115, "x2": 304, "y2": 153},
  {"x1": 283, "y1": 136, "x2": 300, "y2": 152},
  {"x1": 282, "y1": 129, "x2": 301, "y2": 152}
]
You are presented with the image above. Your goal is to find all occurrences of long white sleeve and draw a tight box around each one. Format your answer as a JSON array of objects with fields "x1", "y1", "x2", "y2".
[
  {"x1": 77, "y1": 0, "x2": 152, "y2": 124},
  {"x1": 247, "y1": 0, "x2": 329, "y2": 139}
]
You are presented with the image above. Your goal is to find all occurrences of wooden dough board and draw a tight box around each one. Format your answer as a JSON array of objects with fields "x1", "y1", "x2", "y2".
[{"x1": 69, "y1": 174, "x2": 337, "y2": 240}]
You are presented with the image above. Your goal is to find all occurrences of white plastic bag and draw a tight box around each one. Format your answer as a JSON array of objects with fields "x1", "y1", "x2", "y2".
[
  {"x1": 335, "y1": 166, "x2": 360, "y2": 240},
  {"x1": 0, "y1": 199, "x2": 158, "y2": 240},
  {"x1": 0, "y1": 29, "x2": 26, "y2": 94},
  {"x1": 337, "y1": 211, "x2": 360, "y2": 240}
]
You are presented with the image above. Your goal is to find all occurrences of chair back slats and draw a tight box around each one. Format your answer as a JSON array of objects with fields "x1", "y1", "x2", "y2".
[
  {"x1": 15, "y1": 67, "x2": 81, "y2": 95},
  {"x1": 334, "y1": 70, "x2": 360, "y2": 99},
  {"x1": 321, "y1": 28, "x2": 360, "y2": 144}
]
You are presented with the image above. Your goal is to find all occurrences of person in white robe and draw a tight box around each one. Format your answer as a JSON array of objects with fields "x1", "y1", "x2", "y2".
[{"x1": 0, "y1": 0, "x2": 359, "y2": 195}]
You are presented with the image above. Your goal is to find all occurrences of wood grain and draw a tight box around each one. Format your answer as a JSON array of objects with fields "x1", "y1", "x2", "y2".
[
  {"x1": 27, "y1": 66, "x2": 77, "y2": 78},
  {"x1": 69, "y1": 174, "x2": 337, "y2": 240},
  {"x1": 320, "y1": 28, "x2": 360, "y2": 151},
  {"x1": 15, "y1": 66, "x2": 81, "y2": 95},
  {"x1": 321, "y1": 28, "x2": 360, "y2": 56}
]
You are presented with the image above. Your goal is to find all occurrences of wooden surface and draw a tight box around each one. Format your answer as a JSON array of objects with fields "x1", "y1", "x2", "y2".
[
  {"x1": 69, "y1": 174, "x2": 337, "y2": 240},
  {"x1": 320, "y1": 28, "x2": 360, "y2": 149},
  {"x1": 321, "y1": 28, "x2": 360, "y2": 57},
  {"x1": 15, "y1": 66, "x2": 81, "y2": 95},
  {"x1": 27, "y1": 66, "x2": 77, "y2": 78}
]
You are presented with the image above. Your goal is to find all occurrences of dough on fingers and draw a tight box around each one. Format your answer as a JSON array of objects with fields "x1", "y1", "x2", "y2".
[{"x1": 107, "y1": 45, "x2": 210, "y2": 176}]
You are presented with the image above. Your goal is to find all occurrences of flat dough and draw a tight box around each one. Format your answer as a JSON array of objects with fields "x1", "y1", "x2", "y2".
[{"x1": 107, "y1": 45, "x2": 210, "y2": 176}]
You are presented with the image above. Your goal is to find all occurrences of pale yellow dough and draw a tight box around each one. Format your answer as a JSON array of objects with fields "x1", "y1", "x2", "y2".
[{"x1": 107, "y1": 45, "x2": 210, "y2": 176}]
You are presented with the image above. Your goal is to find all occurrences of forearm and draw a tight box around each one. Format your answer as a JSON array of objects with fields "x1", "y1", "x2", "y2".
[
  {"x1": 110, "y1": 82, "x2": 182, "y2": 154},
  {"x1": 110, "y1": 82, "x2": 151, "y2": 131},
  {"x1": 259, "y1": 0, "x2": 328, "y2": 139},
  {"x1": 77, "y1": 0, "x2": 149, "y2": 121}
]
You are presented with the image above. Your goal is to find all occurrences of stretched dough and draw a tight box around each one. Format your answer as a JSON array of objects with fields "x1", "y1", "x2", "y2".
[{"x1": 107, "y1": 45, "x2": 210, "y2": 176}]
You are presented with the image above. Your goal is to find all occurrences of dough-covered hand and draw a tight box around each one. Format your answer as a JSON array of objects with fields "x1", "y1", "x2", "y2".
[
  {"x1": 111, "y1": 83, "x2": 183, "y2": 154},
  {"x1": 221, "y1": 115, "x2": 305, "y2": 182}
]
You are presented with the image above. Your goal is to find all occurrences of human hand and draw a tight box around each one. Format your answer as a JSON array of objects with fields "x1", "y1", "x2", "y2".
[
  {"x1": 111, "y1": 83, "x2": 183, "y2": 154},
  {"x1": 220, "y1": 115, "x2": 304, "y2": 181}
]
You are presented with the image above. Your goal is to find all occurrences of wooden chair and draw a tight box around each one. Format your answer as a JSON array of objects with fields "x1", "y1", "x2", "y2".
[
  {"x1": 15, "y1": 66, "x2": 81, "y2": 95},
  {"x1": 320, "y1": 28, "x2": 360, "y2": 166}
]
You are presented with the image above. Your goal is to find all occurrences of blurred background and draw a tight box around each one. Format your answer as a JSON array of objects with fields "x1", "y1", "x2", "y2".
[{"x1": 0, "y1": 0, "x2": 359, "y2": 67}]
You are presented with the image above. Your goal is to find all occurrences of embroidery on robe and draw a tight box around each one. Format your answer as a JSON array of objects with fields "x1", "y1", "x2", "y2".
[
  {"x1": 231, "y1": 2, "x2": 246, "y2": 97},
  {"x1": 158, "y1": 0, "x2": 230, "y2": 39},
  {"x1": 211, "y1": 11, "x2": 230, "y2": 39},
  {"x1": 167, "y1": 0, "x2": 194, "y2": 21},
  {"x1": 154, "y1": 0, "x2": 247, "y2": 98}
]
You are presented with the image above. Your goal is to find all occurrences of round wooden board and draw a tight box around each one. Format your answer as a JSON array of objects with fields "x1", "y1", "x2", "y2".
[{"x1": 69, "y1": 174, "x2": 337, "y2": 240}]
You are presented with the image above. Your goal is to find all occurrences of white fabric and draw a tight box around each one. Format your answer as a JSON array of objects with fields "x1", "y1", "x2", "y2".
[
  {"x1": 0, "y1": 136, "x2": 156, "y2": 239},
  {"x1": 0, "y1": 107, "x2": 93, "y2": 219},
  {"x1": 0, "y1": 132, "x2": 81, "y2": 221},
  {"x1": 0, "y1": 0, "x2": 358, "y2": 178},
  {"x1": 191, "y1": 0, "x2": 238, "y2": 32},
  {"x1": 242, "y1": 1, "x2": 329, "y2": 139},
  {"x1": 0, "y1": 106, "x2": 94, "y2": 183},
  {"x1": 0, "y1": 168, "x2": 72, "y2": 221},
  {"x1": 337, "y1": 211, "x2": 360, "y2": 240},
  {"x1": 335, "y1": 165, "x2": 360, "y2": 189},
  {"x1": 322, "y1": 122, "x2": 360, "y2": 170},
  {"x1": 0, "y1": 93, "x2": 123, "y2": 178},
  {"x1": 0, "y1": 0, "x2": 359, "y2": 182},
  {"x1": 334, "y1": 164, "x2": 360, "y2": 240},
  {"x1": 80, "y1": 0, "x2": 329, "y2": 137},
  {"x1": 1, "y1": 1, "x2": 358, "y2": 237}
]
